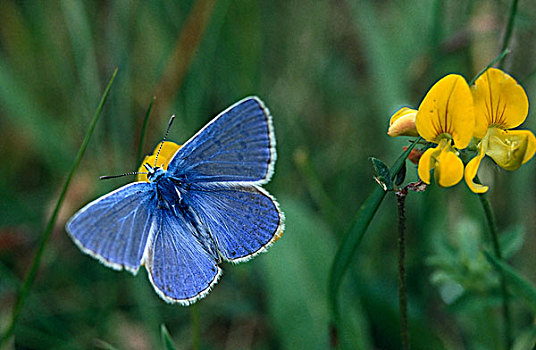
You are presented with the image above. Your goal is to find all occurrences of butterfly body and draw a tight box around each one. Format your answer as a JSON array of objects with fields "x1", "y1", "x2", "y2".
[{"x1": 66, "y1": 97, "x2": 284, "y2": 305}]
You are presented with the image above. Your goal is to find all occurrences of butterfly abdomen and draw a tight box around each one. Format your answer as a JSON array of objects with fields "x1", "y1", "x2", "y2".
[{"x1": 154, "y1": 173, "x2": 219, "y2": 259}]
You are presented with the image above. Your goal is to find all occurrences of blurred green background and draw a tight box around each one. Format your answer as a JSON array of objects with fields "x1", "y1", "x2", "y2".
[{"x1": 1, "y1": 1, "x2": 536, "y2": 349}]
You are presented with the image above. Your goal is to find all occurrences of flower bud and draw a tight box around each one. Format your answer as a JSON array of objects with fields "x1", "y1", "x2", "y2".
[{"x1": 388, "y1": 107, "x2": 419, "y2": 137}]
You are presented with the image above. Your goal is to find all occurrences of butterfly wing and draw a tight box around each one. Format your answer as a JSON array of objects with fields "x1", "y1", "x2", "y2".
[
  {"x1": 167, "y1": 97, "x2": 276, "y2": 184},
  {"x1": 66, "y1": 182, "x2": 156, "y2": 273},
  {"x1": 184, "y1": 183, "x2": 284, "y2": 262},
  {"x1": 145, "y1": 208, "x2": 221, "y2": 304}
]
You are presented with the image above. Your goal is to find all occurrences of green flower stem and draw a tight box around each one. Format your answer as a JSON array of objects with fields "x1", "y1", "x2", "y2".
[
  {"x1": 191, "y1": 303, "x2": 200, "y2": 350},
  {"x1": 0, "y1": 68, "x2": 118, "y2": 346},
  {"x1": 430, "y1": 0, "x2": 443, "y2": 78},
  {"x1": 328, "y1": 137, "x2": 421, "y2": 344},
  {"x1": 478, "y1": 192, "x2": 512, "y2": 349},
  {"x1": 499, "y1": 0, "x2": 519, "y2": 69},
  {"x1": 395, "y1": 189, "x2": 410, "y2": 350},
  {"x1": 137, "y1": 96, "x2": 156, "y2": 165},
  {"x1": 484, "y1": 2, "x2": 519, "y2": 344},
  {"x1": 468, "y1": 49, "x2": 509, "y2": 85}
]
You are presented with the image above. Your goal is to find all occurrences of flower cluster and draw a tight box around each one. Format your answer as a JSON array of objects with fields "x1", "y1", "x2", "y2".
[{"x1": 388, "y1": 68, "x2": 535, "y2": 193}]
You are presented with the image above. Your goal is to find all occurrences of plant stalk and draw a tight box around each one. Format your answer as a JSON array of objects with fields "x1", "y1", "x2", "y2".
[
  {"x1": 328, "y1": 137, "x2": 422, "y2": 346},
  {"x1": 499, "y1": 0, "x2": 519, "y2": 69},
  {"x1": 396, "y1": 188, "x2": 410, "y2": 350},
  {"x1": 478, "y1": 192, "x2": 512, "y2": 349}
]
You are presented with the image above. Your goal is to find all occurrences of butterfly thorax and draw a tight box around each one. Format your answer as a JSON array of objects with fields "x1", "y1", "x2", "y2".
[
  {"x1": 146, "y1": 165, "x2": 181, "y2": 209},
  {"x1": 150, "y1": 171, "x2": 180, "y2": 205},
  {"x1": 151, "y1": 170, "x2": 219, "y2": 259}
]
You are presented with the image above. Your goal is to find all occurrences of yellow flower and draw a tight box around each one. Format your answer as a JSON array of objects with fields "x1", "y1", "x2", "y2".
[
  {"x1": 137, "y1": 141, "x2": 181, "y2": 182},
  {"x1": 388, "y1": 107, "x2": 419, "y2": 137},
  {"x1": 415, "y1": 74, "x2": 475, "y2": 187},
  {"x1": 465, "y1": 68, "x2": 536, "y2": 193}
]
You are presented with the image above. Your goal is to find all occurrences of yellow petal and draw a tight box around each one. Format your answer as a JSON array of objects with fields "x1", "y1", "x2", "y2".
[
  {"x1": 416, "y1": 74, "x2": 475, "y2": 148},
  {"x1": 137, "y1": 141, "x2": 181, "y2": 182},
  {"x1": 434, "y1": 146, "x2": 464, "y2": 187},
  {"x1": 521, "y1": 130, "x2": 536, "y2": 164},
  {"x1": 152, "y1": 141, "x2": 182, "y2": 166},
  {"x1": 486, "y1": 128, "x2": 536, "y2": 171},
  {"x1": 387, "y1": 107, "x2": 419, "y2": 137},
  {"x1": 464, "y1": 147, "x2": 488, "y2": 193},
  {"x1": 417, "y1": 146, "x2": 441, "y2": 184},
  {"x1": 472, "y1": 68, "x2": 528, "y2": 136},
  {"x1": 418, "y1": 140, "x2": 465, "y2": 187}
]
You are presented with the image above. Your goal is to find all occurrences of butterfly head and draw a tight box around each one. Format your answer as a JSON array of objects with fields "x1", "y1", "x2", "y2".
[{"x1": 144, "y1": 163, "x2": 166, "y2": 183}]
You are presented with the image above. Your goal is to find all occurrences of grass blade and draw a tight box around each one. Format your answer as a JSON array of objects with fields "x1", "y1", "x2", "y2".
[
  {"x1": 137, "y1": 96, "x2": 156, "y2": 165},
  {"x1": 328, "y1": 137, "x2": 421, "y2": 340},
  {"x1": 161, "y1": 324, "x2": 177, "y2": 350},
  {"x1": 153, "y1": 0, "x2": 217, "y2": 117},
  {"x1": 0, "y1": 68, "x2": 118, "y2": 346}
]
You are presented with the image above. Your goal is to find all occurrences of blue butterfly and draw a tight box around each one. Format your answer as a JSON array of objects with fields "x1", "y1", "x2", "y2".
[{"x1": 66, "y1": 97, "x2": 284, "y2": 305}]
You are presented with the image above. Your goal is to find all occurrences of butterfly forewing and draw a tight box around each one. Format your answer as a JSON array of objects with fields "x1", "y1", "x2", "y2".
[
  {"x1": 167, "y1": 97, "x2": 275, "y2": 184},
  {"x1": 66, "y1": 182, "x2": 156, "y2": 273}
]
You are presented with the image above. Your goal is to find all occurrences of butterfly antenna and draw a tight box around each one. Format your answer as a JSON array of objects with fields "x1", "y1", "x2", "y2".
[
  {"x1": 154, "y1": 114, "x2": 176, "y2": 167},
  {"x1": 100, "y1": 171, "x2": 147, "y2": 180}
]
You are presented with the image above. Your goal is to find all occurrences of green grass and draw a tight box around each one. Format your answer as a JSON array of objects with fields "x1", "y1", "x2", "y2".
[{"x1": 1, "y1": 0, "x2": 536, "y2": 349}]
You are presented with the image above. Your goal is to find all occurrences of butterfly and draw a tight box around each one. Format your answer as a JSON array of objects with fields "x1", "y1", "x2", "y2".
[{"x1": 66, "y1": 97, "x2": 284, "y2": 305}]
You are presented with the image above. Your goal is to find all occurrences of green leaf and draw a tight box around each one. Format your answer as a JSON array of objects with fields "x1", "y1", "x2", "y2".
[
  {"x1": 370, "y1": 157, "x2": 392, "y2": 191},
  {"x1": 161, "y1": 324, "x2": 177, "y2": 350},
  {"x1": 499, "y1": 225, "x2": 525, "y2": 259},
  {"x1": 484, "y1": 251, "x2": 536, "y2": 312}
]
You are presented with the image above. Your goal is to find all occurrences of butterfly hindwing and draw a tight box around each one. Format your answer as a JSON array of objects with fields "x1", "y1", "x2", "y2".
[
  {"x1": 145, "y1": 208, "x2": 221, "y2": 304},
  {"x1": 66, "y1": 182, "x2": 156, "y2": 273},
  {"x1": 168, "y1": 97, "x2": 275, "y2": 184},
  {"x1": 184, "y1": 183, "x2": 284, "y2": 262}
]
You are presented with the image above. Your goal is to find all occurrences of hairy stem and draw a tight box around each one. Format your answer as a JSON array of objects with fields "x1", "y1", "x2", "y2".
[{"x1": 396, "y1": 188, "x2": 410, "y2": 350}]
